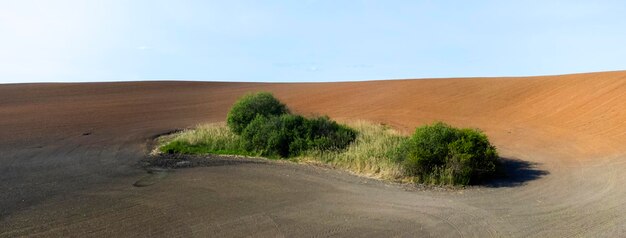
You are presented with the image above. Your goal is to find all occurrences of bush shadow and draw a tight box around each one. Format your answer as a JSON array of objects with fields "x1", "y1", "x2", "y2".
[{"x1": 484, "y1": 157, "x2": 549, "y2": 188}]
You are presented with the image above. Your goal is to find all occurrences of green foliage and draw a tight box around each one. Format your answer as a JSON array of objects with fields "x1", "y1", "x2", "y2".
[
  {"x1": 402, "y1": 122, "x2": 459, "y2": 176},
  {"x1": 241, "y1": 114, "x2": 357, "y2": 158},
  {"x1": 226, "y1": 92, "x2": 289, "y2": 134},
  {"x1": 302, "y1": 116, "x2": 357, "y2": 151},
  {"x1": 240, "y1": 114, "x2": 302, "y2": 158},
  {"x1": 446, "y1": 128, "x2": 499, "y2": 183},
  {"x1": 399, "y1": 122, "x2": 500, "y2": 185}
]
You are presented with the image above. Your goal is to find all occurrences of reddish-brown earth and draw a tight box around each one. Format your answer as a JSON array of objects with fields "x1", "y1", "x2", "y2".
[{"x1": 1, "y1": 71, "x2": 626, "y2": 237}]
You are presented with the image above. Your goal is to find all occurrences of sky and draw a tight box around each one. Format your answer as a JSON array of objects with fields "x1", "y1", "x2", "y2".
[{"x1": 1, "y1": 0, "x2": 626, "y2": 83}]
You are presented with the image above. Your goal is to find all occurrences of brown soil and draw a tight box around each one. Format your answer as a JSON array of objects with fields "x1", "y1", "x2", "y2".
[{"x1": 1, "y1": 71, "x2": 626, "y2": 237}]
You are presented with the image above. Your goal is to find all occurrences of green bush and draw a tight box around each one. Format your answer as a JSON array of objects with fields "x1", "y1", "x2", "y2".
[
  {"x1": 302, "y1": 116, "x2": 357, "y2": 151},
  {"x1": 446, "y1": 128, "x2": 499, "y2": 183},
  {"x1": 241, "y1": 114, "x2": 303, "y2": 157},
  {"x1": 241, "y1": 114, "x2": 357, "y2": 158},
  {"x1": 226, "y1": 92, "x2": 289, "y2": 134},
  {"x1": 400, "y1": 122, "x2": 499, "y2": 185}
]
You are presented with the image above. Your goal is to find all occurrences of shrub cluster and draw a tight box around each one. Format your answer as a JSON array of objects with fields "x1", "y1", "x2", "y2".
[
  {"x1": 160, "y1": 91, "x2": 502, "y2": 186},
  {"x1": 228, "y1": 92, "x2": 356, "y2": 158},
  {"x1": 397, "y1": 122, "x2": 499, "y2": 185},
  {"x1": 241, "y1": 114, "x2": 356, "y2": 157},
  {"x1": 226, "y1": 92, "x2": 289, "y2": 134}
]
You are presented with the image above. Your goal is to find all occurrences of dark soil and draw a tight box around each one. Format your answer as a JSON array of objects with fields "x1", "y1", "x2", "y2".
[{"x1": 140, "y1": 153, "x2": 269, "y2": 169}]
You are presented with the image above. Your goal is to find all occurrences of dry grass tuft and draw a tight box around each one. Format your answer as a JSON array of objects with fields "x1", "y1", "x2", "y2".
[{"x1": 296, "y1": 121, "x2": 407, "y2": 181}]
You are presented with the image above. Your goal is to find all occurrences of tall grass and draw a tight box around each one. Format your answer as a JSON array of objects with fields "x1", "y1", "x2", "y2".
[
  {"x1": 295, "y1": 121, "x2": 407, "y2": 180},
  {"x1": 158, "y1": 122, "x2": 251, "y2": 156}
]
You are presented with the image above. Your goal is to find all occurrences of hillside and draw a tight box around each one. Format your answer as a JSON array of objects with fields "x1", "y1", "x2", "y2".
[{"x1": 1, "y1": 71, "x2": 625, "y2": 237}]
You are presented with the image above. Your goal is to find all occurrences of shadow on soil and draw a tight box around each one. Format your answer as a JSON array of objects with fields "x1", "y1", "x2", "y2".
[{"x1": 485, "y1": 158, "x2": 549, "y2": 188}]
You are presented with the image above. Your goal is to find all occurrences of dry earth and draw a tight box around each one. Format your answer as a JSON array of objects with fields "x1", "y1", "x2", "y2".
[{"x1": 1, "y1": 71, "x2": 626, "y2": 237}]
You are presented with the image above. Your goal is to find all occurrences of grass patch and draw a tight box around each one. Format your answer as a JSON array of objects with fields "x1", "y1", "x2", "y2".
[
  {"x1": 158, "y1": 122, "x2": 252, "y2": 156},
  {"x1": 295, "y1": 121, "x2": 407, "y2": 181},
  {"x1": 156, "y1": 121, "x2": 409, "y2": 181}
]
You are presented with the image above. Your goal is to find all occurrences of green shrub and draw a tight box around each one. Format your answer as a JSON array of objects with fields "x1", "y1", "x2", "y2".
[
  {"x1": 402, "y1": 122, "x2": 459, "y2": 176},
  {"x1": 241, "y1": 114, "x2": 304, "y2": 157},
  {"x1": 400, "y1": 122, "x2": 499, "y2": 185},
  {"x1": 226, "y1": 92, "x2": 289, "y2": 134},
  {"x1": 446, "y1": 128, "x2": 499, "y2": 183},
  {"x1": 302, "y1": 116, "x2": 357, "y2": 151},
  {"x1": 241, "y1": 114, "x2": 357, "y2": 158}
]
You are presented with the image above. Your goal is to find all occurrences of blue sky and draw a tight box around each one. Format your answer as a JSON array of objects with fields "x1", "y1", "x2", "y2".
[{"x1": 1, "y1": 0, "x2": 625, "y2": 83}]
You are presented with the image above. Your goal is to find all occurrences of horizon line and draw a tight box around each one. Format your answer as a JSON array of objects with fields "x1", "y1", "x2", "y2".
[{"x1": 2, "y1": 69, "x2": 625, "y2": 85}]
